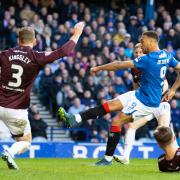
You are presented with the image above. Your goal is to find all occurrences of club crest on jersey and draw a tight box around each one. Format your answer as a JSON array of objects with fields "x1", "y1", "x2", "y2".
[
  {"x1": 134, "y1": 57, "x2": 141, "y2": 62},
  {"x1": 159, "y1": 52, "x2": 167, "y2": 58}
]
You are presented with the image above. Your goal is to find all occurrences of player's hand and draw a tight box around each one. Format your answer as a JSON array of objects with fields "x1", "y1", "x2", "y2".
[
  {"x1": 73, "y1": 22, "x2": 85, "y2": 36},
  {"x1": 90, "y1": 67, "x2": 100, "y2": 74},
  {"x1": 162, "y1": 90, "x2": 175, "y2": 102}
]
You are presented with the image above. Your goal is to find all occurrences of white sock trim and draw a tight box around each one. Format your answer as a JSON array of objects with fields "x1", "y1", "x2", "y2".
[{"x1": 104, "y1": 155, "x2": 113, "y2": 162}]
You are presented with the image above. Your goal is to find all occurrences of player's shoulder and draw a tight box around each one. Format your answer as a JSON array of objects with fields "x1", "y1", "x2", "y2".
[
  {"x1": 32, "y1": 49, "x2": 50, "y2": 56},
  {"x1": 0, "y1": 47, "x2": 14, "y2": 54},
  {"x1": 29, "y1": 49, "x2": 44, "y2": 59},
  {"x1": 162, "y1": 49, "x2": 173, "y2": 58},
  {"x1": 134, "y1": 54, "x2": 147, "y2": 62},
  {"x1": 176, "y1": 148, "x2": 180, "y2": 156},
  {"x1": 158, "y1": 154, "x2": 166, "y2": 162}
]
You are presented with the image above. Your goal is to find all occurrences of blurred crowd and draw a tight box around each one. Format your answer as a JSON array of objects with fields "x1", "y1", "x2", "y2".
[
  {"x1": 0, "y1": 0, "x2": 180, "y2": 142},
  {"x1": 28, "y1": 104, "x2": 48, "y2": 142}
]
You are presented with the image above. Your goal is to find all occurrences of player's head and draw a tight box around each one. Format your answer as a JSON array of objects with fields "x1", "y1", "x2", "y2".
[
  {"x1": 18, "y1": 27, "x2": 36, "y2": 46},
  {"x1": 134, "y1": 43, "x2": 144, "y2": 58},
  {"x1": 140, "y1": 31, "x2": 159, "y2": 54},
  {"x1": 154, "y1": 126, "x2": 175, "y2": 149}
]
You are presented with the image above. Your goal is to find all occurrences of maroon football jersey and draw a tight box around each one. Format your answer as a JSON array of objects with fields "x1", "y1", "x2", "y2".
[
  {"x1": 131, "y1": 67, "x2": 142, "y2": 83},
  {"x1": 158, "y1": 148, "x2": 180, "y2": 172},
  {"x1": 0, "y1": 40, "x2": 75, "y2": 109}
]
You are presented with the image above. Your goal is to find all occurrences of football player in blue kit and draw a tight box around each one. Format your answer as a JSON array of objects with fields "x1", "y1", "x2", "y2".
[{"x1": 58, "y1": 31, "x2": 180, "y2": 165}]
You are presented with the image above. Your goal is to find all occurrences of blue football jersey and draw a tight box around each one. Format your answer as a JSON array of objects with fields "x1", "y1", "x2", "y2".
[{"x1": 133, "y1": 50, "x2": 179, "y2": 107}]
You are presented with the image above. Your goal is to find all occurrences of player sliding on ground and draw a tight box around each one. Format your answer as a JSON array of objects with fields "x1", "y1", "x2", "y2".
[
  {"x1": 154, "y1": 126, "x2": 180, "y2": 172},
  {"x1": 0, "y1": 22, "x2": 85, "y2": 170},
  {"x1": 58, "y1": 31, "x2": 180, "y2": 165}
]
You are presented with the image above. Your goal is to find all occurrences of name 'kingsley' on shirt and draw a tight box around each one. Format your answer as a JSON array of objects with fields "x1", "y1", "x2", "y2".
[{"x1": 9, "y1": 54, "x2": 31, "y2": 64}]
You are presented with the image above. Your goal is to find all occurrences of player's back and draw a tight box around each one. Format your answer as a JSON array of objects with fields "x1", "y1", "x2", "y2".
[
  {"x1": 158, "y1": 148, "x2": 180, "y2": 172},
  {"x1": 0, "y1": 46, "x2": 42, "y2": 109},
  {"x1": 0, "y1": 40, "x2": 75, "y2": 109},
  {"x1": 134, "y1": 50, "x2": 178, "y2": 107}
]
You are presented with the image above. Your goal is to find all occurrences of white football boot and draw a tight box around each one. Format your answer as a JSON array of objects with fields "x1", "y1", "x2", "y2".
[
  {"x1": 1, "y1": 149, "x2": 19, "y2": 170},
  {"x1": 113, "y1": 155, "x2": 130, "y2": 165}
]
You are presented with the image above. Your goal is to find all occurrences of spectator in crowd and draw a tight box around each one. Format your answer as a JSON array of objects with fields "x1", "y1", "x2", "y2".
[
  {"x1": 28, "y1": 104, "x2": 48, "y2": 142},
  {"x1": 68, "y1": 97, "x2": 86, "y2": 114},
  {"x1": 30, "y1": 112, "x2": 48, "y2": 142},
  {"x1": 39, "y1": 66, "x2": 53, "y2": 108},
  {"x1": 28, "y1": 104, "x2": 39, "y2": 121},
  {"x1": 171, "y1": 99, "x2": 180, "y2": 138}
]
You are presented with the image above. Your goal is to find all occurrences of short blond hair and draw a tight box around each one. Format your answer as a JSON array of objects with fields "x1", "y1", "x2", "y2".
[
  {"x1": 19, "y1": 27, "x2": 35, "y2": 43},
  {"x1": 135, "y1": 43, "x2": 142, "y2": 49}
]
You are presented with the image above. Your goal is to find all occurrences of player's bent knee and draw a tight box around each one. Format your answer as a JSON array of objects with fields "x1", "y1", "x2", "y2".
[{"x1": 112, "y1": 112, "x2": 132, "y2": 126}]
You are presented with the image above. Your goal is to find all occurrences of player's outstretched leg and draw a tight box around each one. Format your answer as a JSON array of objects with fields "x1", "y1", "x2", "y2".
[
  {"x1": 58, "y1": 100, "x2": 123, "y2": 127},
  {"x1": 58, "y1": 107, "x2": 78, "y2": 127},
  {"x1": 58, "y1": 102, "x2": 110, "y2": 127}
]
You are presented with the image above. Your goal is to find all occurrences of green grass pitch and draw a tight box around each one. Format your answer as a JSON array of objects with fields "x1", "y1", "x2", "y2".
[{"x1": 0, "y1": 158, "x2": 179, "y2": 180}]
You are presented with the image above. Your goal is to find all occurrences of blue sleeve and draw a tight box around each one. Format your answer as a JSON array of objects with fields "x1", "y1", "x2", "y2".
[
  {"x1": 133, "y1": 55, "x2": 148, "y2": 71},
  {"x1": 169, "y1": 54, "x2": 179, "y2": 68}
]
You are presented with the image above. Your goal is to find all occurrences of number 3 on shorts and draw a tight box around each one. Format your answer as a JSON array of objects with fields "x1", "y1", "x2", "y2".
[{"x1": 8, "y1": 64, "x2": 23, "y2": 88}]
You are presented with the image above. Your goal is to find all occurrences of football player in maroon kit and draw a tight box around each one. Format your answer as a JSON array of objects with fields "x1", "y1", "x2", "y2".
[
  {"x1": 0, "y1": 22, "x2": 85, "y2": 170},
  {"x1": 154, "y1": 126, "x2": 180, "y2": 172}
]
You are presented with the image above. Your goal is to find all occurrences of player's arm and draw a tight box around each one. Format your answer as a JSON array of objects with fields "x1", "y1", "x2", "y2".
[
  {"x1": 162, "y1": 54, "x2": 180, "y2": 101},
  {"x1": 164, "y1": 72, "x2": 180, "y2": 101},
  {"x1": 91, "y1": 60, "x2": 134, "y2": 73},
  {"x1": 35, "y1": 22, "x2": 85, "y2": 66},
  {"x1": 133, "y1": 82, "x2": 139, "y2": 90}
]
